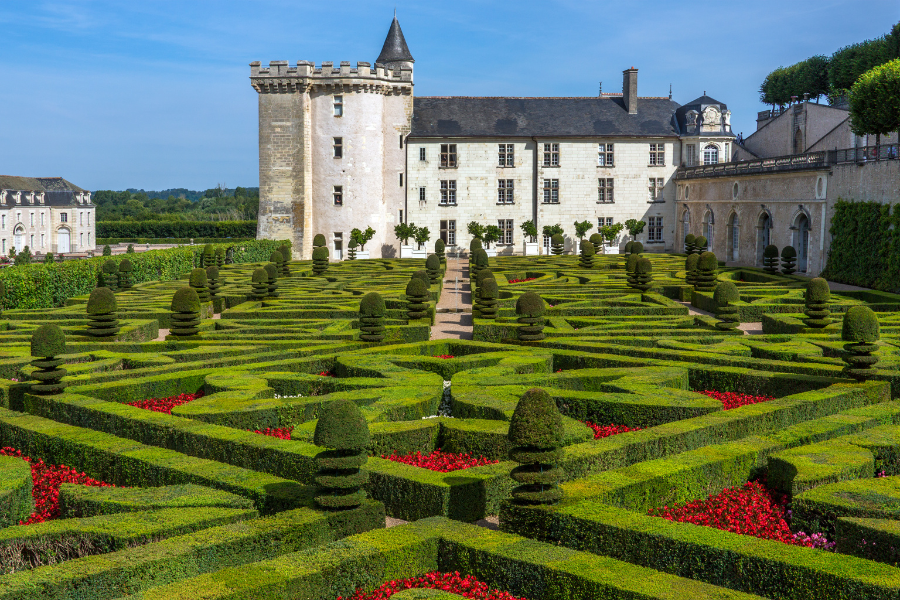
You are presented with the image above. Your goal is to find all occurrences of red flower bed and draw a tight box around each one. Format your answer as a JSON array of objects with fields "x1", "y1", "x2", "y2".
[
  {"x1": 700, "y1": 390, "x2": 775, "y2": 410},
  {"x1": 0, "y1": 447, "x2": 114, "y2": 525},
  {"x1": 127, "y1": 390, "x2": 205, "y2": 414},
  {"x1": 250, "y1": 426, "x2": 294, "y2": 440},
  {"x1": 583, "y1": 422, "x2": 642, "y2": 439},
  {"x1": 507, "y1": 277, "x2": 537, "y2": 284},
  {"x1": 433, "y1": 355, "x2": 455, "y2": 359},
  {"x1": 381, "y1": 449, "x2": 498, "y2": 472},
  {"x1": 338, "y1": 571, "x2": 527, "y2": 600},
  {"x1": 318, "y1": 371, "x2": 335, "y2": 377}
]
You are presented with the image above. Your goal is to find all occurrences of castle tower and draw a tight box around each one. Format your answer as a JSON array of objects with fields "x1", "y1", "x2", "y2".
[{"x1": 251, "y1": 17, "x2": 414, "y2": 260}]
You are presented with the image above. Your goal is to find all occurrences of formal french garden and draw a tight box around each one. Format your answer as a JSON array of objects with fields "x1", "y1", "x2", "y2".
[{"x1": 1, "y1": 240, "x2": 899, "y2": 600}]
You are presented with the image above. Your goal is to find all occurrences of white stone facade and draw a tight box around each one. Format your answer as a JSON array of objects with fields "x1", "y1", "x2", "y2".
[{"x1": 0, "y1": 187, "x2": 95, "y2": 256}]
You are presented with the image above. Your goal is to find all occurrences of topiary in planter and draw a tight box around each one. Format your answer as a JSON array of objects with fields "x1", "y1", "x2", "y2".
[
  {"x1": 405, "y1": 277, "x2": 430, "y2": 320},
  {"x1": 250, "y1": 268, "x2": 268, "y2": 300},
  {"x1": 781, "y1": 246, "x2": 797, "y2": 275},
  {"x1": 269, "y1": 251, "x2": 285, "y2": 277},
  {"x1": 435, "y1": 238, "x2": 446, "y2": 264},
  {"x1": 359, "y1": 292, "x2": 385, "y2": 342},
  {"x1": 804, "y1": 277, "x2": 831, "y2": 328},
  {"x1": 590, "y1": 233, "x2": 604, "y2": 255},
  {"x1": 508, "y1": 388, "x2": 564, "y2": 505},
  {"x1": 694, "y1": 236, "x2": 708, "y2": 253},
  {"x1": 631, "y1": 241, "x2": 643, "y2": 256},
  {"x1": 578, "y1": 239, "x2": 595, "y2": 269},
  {"x1": 85, "y1": 287, "x2": 120, "y2": 338},
  {"x1": 550, "y1": 234, "x2": 564, "y2": 256},
  {"x1": 31, "y1": 324, "x2": 67, "y2": 395},
  {"x1": 202, "y1": 244, "x2": 215, "y2": 268},
  {"x1": 695, "y1": 251, "x2": 718, "y2": 292},
  {"x1": 763, "y1": 245, "x2": 779, "y2": 274},
  {"x1": 629, "y1": 258, "x2": 654, "y2": 292},
  {"x1": 216, "y1": 247, "x2": 225, "y2": 267},
  {"x1": 685, "y1": 253, "x2": 700, "y2": 287},
  {"x1": 347, "y1": 239, "x2": 357, "y2": 260},
  {"x1": 684, "y1": 234, "x2": 697, "y2": 255},
  {"x1": 516, "y1": 292, "x2": 545, "y2": 341},
  {"x1": 478, "y1": 278, "x2": 499, "y2": 320},
  {"x1": 713, "y1": 281, "x2": 740, "y2": 331},
  {"x1": 117, "y1": 259, "x2": 133, "y2": 290},
  {"x1": 426, "y1": 254, "x2": 441, "y2": 285},
  {"x1": 278, "y1": 245, "x2": 290, "y2": 276},
  {"x1": 312, "y1": 246, "x2": 329, "y2": 275},
  {"x1": 313, "y1": 234, "x2": 326, "y2": 248},
  {"x1": 623, "y1": 240, "x2": 633, "y2": 256},
  {"x1": 170, "y1": 287, "x2": 201, "y2": 338},
  {"x1": 189, "y1": 268, "x2": 210, "y2": 303},
  {"x1": 313, "y1": 399, "x2": 370, "y2": 510},
  {"x1": 841, "y1": 306, "x2": 880, "y2": 381},
  {"x1": 100, "y1": 260, "x2": 119, "y2": 291},
  {"x1": 206, "y1": 266, "x2": 221, "y2": 300},
  {"x1": 264, "y1": 263, "x2": 279, "y2": 297}
]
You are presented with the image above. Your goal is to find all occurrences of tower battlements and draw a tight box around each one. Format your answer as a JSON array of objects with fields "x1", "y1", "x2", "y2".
[{"x1": 250, "y1": 60, "x2": 412, "y2": 93}]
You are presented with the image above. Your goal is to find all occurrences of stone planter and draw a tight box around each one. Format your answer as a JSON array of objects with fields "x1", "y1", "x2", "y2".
[
  {"x1": 400, "y1": 245, "x2": 414, "y2": 259},
  {"x1": 603, "y1": 244, "x2": 621, "y2": 255},
  {"x1": 523, "y1": 242, "x2": 539, "y2": 256},
  {"x1": 411, "y1": 249, "x2": 427, "y2": 259},
  {"x1": 485, "y1": 248, "x2": 497, "y2": 258},
  {"x1": 355, "y1": 250, "x2": 371, "y2": 260}
]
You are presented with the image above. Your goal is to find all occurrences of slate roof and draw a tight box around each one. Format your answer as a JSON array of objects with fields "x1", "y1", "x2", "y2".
[
  {"x1": 376, "y1": 16, "x2": 414, "y2": 65},
  {"x1": 0, "y1": 176, "x2": 85, "y2": 192},
  {"x1": 410, "y1": 96, "x2": 681, "y2": 138}
]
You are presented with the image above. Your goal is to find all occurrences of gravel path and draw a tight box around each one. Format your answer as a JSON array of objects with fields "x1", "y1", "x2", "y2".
[{"x1": 430, "y1": 254, "x2": 473, "y2": 340}]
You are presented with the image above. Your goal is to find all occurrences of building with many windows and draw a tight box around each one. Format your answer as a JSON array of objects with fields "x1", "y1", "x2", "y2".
[{"x1": 0, "y1": 176, "x2": 96, "y2": 257}]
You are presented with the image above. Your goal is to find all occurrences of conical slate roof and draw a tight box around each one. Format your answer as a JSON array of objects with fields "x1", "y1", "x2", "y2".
[{"x1": 376, "y1": 16, "x2": 414, "y2": 65}]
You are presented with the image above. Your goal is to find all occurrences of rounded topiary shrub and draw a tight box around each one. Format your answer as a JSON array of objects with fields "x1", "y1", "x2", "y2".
[
  {"x1": 713, "y1": 281, "x2": 740, "y2": 331},
  {"x1": 269, "y1": 250, "x2": 285, "y2": 275},
  {"x1": 206, "y1": 266, "x2": 221, "y2": 300},
  {"x1": 100, "y1": 259, "x2": 119, "y2": 291},
  {"x1": 629, "y1": 258, "x2": 653, "y2": 293},
  {"x1": 623, "y1": 240, "x2": 633, "y2": 256},
  {"x1": 312, "y1": 246, "x2": 329, "y2": 276},
  {"x1": 250, "y1": 268, "x2": 268, "y2": 300},
  {"x1": 30, "y1": 324, "x2": 67, "y2": 395},
  {"x1": 412, "y1": 270, "x2": 430, "y2": 286},
  {"x1": 425, "y1": 254, "x2": 441, "y2": 285},
  {"x1": 170, "y1": 287, "x2": 201, "y2": 338},
  {"x1": 590, "y1": 233, "x2": 604, "y2": 255},
  {"x1": 631, "y1": 241, "x2": 643, "y2": 256},
  {"x1": 694, "y1": 236, "x2": 708, "y2": 253},
  {"x1": 313, "y1": 234, "x2": 326, "y2": 248},
  {"x1": 695, "y1": 251, "x2": 718, "y2": 292},
  {"x1": 804, "y1": 277, "x2": 831, "y2": 328},
  {"x1": 313, "y1": 399, "x2": 370, "y2": 510},
  {"x1": 469, "y1": 237, "x2": 483, "y2": 254},
  {"x1": 278, "y1": 245, "x2": 291, "y2": 276},
  {"x1": 216, "y1": 246, "x2": 226, "y2": 267},
  {"x1": 841, "y1": 306, "x2": 880, "y2": 381},
  {"x1": 508, "y1": 388, "x2": 564, "y2": 505},
  {"x1": 189, "y1": 268, "x2": 210, "y2": 303},
  {"x1": 471, "y1": 248, "x2": 488, "y2": 279},
  {"x1": 781, "y1": 246, "x2": 797, "y2": 275},
  {"x1": 405, "y1": 277, "x2": 430, "y2": 321},
  {"x1": 625, "y1": 253, "x2": 640, "y2": 284},
  {"x1": 117, "y1": 259, "x2": 133, "y2": 289},
  {"x1": 550, "y1": 234, "x2": 564, "y2": 256},
  {"x1": 264, "y1": 263, "x2": 279, "y2": 297},
  {"x1": 685, "y1": 253, "x2": 700, "y2": 286},
  {"x1": 359, "y1": 292, "x2": 385, "y2": 342},
  {"x1": 475, "y1": 268, "x2": 494, "y2": 293},
  {"x1": 85, "y1": 287, "x2": 120, "y2": 339},
  {"x1": 435, "y1": 238, "x2": 446, "y2": 264},
  {"x1": 201, "y1": 244, "x2": 215, "y2": 268},
  {"x1": 473, "y1": 269, "x2": 495, "y2": 317},
  {"x1": 684, "y1": 233, "x2": 697, "y2": 255},
  {"x1": 763, "y1": 244, "x2": 779, "y2": 274},
  {"x1": 516, "y1": 292, "x2": 545, "y2": 341},
  {"x1": 478, "y1": 278, "x2": 499, "y2": 320},
  {"x1": 347, "y1": 239, "x2": 358, "y2": 260},
  {"x1": 578, "y1": 239, "x2": 595, "y2": 269}
]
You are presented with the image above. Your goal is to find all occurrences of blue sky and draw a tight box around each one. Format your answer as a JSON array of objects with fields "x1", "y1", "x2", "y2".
[{"x1": 1, "y1": 0, "x2": 897, "y2": 192}]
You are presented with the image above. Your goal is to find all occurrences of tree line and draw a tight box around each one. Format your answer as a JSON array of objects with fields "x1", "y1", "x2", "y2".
[{"x1": 92, "y1": 185, "x2": 259, "y2": 222}]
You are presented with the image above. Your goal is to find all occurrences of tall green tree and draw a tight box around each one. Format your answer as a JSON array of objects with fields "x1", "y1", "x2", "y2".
[{"x1": 849, "y1": 58, "x2": 900, "y2": 148}]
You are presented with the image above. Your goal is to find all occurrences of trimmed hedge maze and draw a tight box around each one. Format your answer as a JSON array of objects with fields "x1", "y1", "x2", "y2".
[{"x1": 2, "y1": 249, "x2": 900, "y2": 599}]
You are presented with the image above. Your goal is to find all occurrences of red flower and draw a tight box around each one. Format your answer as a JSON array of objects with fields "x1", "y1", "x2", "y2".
[
  {"x1": 249, "y1": 426, "x2": 294, "y2": 440},
  {"x1": 336, "y1": 571, "x2": 527, "y2": 600},
  {"x1": 381, "y1": 449, "x2": 498, "y2": 472},
  {"x1": 699, "y1": 390, "x2": 774, "y2": 410},
  {"x1": 318, "y1": 371, "x2": 335, "y2": 377},
  {"x1": 507, "y1": 277, "x2": 537, "y2": 284},
  {"x1": 127, "y1": 390, "x2": 205, "y2": 414},
  {"x1": 432, "y1": 355, "x2": 455, "y2": 359},
  {"x1": 583, "y1": 422, "x2": 642, "y2": 439}
]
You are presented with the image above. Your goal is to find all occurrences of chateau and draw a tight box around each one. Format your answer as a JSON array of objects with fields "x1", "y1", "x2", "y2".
[{"x1": 0, "y1": 176, "x2": 96, "y2": 257}]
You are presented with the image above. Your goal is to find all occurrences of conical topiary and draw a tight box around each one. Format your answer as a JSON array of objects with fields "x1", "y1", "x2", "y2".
[
  {"x1": 550, "y1": 234, "x2": 564, "y2": 256},
  {"x1": 623, "y1": 240, "x2": 634, "y2": 256},
  {"x1": 263, "y1": 263, "x2": 279, "y2": 297},
  {"x1": 695, "y1": 251, "x2": 718, "y2": 292},
  {"x1": 475, "y1": 268, "x2": 494, "y2": 297},
  {"x1": 85, "y1": 287, "x2": 120, "y2": 338},
  {"x1": 516, "y1": 292, "x2": 545, "y2": 341},
  {"x1": 684, "y1": 234, "x2": 697, "y2": 255},
  {"x1": 312, "y1": 246, "x2": 329, "y2": 275},
  {"x1": 578, "y1": 239, "x2": 595, "y2": 269},
  {"x1": 478, "y1": 278, "x2": 499, "y2": 320},
  {"x1": 590, "y1": 233, "x2": 604, "y2": 255},
  {"x1": 630, "y1": 258, "x2": 654, "y2": 293},
  {"x1": 30, "y1": 324, "x2": 67, "y2": 395},
  {"x1": 804, "y1": 277, "x2": 831, "y2": 328},
  {"x1": 412, "y1": 270, "x2": 430, "y2": 286},
  {"x1": 250, "y1": 268, "x2": 268, "y2": 300},
  {"x1": 313, "y1": 234, "x2": 327, "y2": 248},
  {"x1": 472, "y1": 248, "x2": 488, "y2": 280},
  {"x1": 685, "y1": 253, "x2": 700, "y2": 287},
  {"x1": 473, "y1": 269, "x2": 495, "y2": 318},
  {"x1": 763, "y1": 245, "x2": 779, "y2": 274},
  {"x1": 278, "y1": 245, "x2": 290, "y2": 276},
  {"x1": 405, "y1": 277, "x2": 430, "y2": 320},
  {"x1": 202, "y1": 244, "x2": 215, "y2": 268},
  {"x1": 841, "y1": 306, "x2": 880, "y2": 381},
  {"x1": 269, "y1": 251, "x2": 285, "y2": 277},
  {"x1": 189, "y1": 268, "x2": 210, "y2": 302},
  {"x1": 313, "y1": 399, "x2": 370, "y2": 510},
  {"x1": 425, "y1": 254, "x2": 441, "y2": 285},
  {"x1": 781, "y1": 246, "x2": 797, "y2": 275},
  {"x1": 347, "y1": 239, "x2": 357, "y2": 260},
  {"x1": 694, "y1": 236, "x2": 708, "y2": 253},
  {"x1": 170, "y1": 287, "x2": 201, "y2": 337},
  {"x1": 117, "y1": 259, "x2": 133, "y2": 290},
  {"x1": 713, "y1": 281, "x2": 740, "y2": 331},
  {"x1": 508, "y1": 388, "x2": 564, "y2": 505},
  {"x1": 435, "y1": 238, "x2": 446, "y2": 264},
  {"x1": 206, "y1": 266, "x2": 221, "y2": 300},
  {"x1": 100, "y1": 259, "x2": 118, "y2": 291},
  {"x1": 359, "y1": 292, "x2": 385, "y2": 342},
  {"x1": 216, "y1": 247, "x2": 225, "y2": 267},
  {"x1": 625, "y1": 253, "x2": 640, "y2": 283}
]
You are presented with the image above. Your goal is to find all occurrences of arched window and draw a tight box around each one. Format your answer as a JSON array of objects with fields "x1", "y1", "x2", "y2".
[
  {"x1": 702, "y1": 210, "x2": 714, "y2": 247},
  {"x1": 681, "y1": 209, "x2": 691, "y2": 251},
  {"x1": 727, "y1": 212, "x2": 739, "y2": 262},
  {"x1": 703, "y1": 145, "x2": 719, "y2": 165}
]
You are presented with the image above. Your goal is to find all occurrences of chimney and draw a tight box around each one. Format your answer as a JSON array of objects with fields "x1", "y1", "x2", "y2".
[{"x1": 623, "y1": 67, "x2": 638, "y2": 114}]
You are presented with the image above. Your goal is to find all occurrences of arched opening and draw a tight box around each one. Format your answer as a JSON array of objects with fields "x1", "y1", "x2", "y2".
[
  {"x1": 727, "y1": 212, "x2": 740, "y2": 262},
  {"x1": 57, "y1": 227, "x2": 71, "y2": 254},
  {"x1": 756, "y1": 212, "x2": 771, "y2": 266},
  {"x1": 793, "y1": 128, "x2": 804, "y2": 154},
  {"x1": 13, "y1": 225, "x2": 25, "y2": 253},
  {"x1": 702, "y1": 210, "x2": 714, "y2": 249},
  {"x1": 703, "y1": 144, "x2": 719, "y2": 165},
  {"x1": 792, "y1": 213, "x2": 810, "y2": 272},
  {"x1": 681, "y1": 209, "x2": 691, "y2": 251}
]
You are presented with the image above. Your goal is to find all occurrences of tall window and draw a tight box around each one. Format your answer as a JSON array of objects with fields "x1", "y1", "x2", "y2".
[
  {"x1": 333, "y1": 95, "x2": 343, "y2": 116},
  {"x1": 440, "y1": 180, "x2": 457, "y2": 205},
  {"x1": 499, "y1": 144, "x2": 514, "y2": 167},
  {"x1": 543, "y1": 234, "x2": 551, "y2": 253},
  {"x1": 649, "y1": 143, "x2": 665, "y2": 166},
  {"x1": 597, "y1": 217, "x2": 613, "y2": 229},
  {"x1": 399, "y1": 173, "x2": 403, "y2": 187},
  {"x1": 440, "y1": 220, "x2": 456, "y2": 245},
  {"x1": 542, "y1": 143, "x2": 559, "y2": 167},
  {"x1": 333, "y1": 137, "x2": 343, "y2": 158},
  {"x1": 440, "y1": 144, "x2": 457, "y2": 168},
  {"x1": 648, "y1": 178, "x2": 664, "y2": 202},
  {"x1": 60, "y1": 213, "x2": 68, "y2": 223},
  {"x1": 498, "y1": 220, "x2": 514, "y2": 245},
  {"x1": 598, "y1": 143, "x2": 614, "y2": 166},
  {"x1": 648, "y1": 216, "x2": 663, "y2": 242},
  {"x1": 333, "y1": 186, "x2": 343, "y2": 206},
  {"x1": 703, "y1": 144, "x2": 719, "y2": 165},
  {"x1": 598, "y1": 178, "x2": 614, "y2": 203},
  {"x1": 542, "y1": 179, "x2": 559, "y2": 204},
  {"x1": 685, "y1": 144, "x2": 696, "y2": 166},
  {"x1": 498, "y1": 179, "x2": 514, "y2": 204},
  {"x1": 419, "y1": 187, "x2": 426, "y2": 202},
  {"x1": 30, "y1": 212, "x2": 34, "y2": 226},
  {"x1": 1, "y1": 215, "x2": 4, "y2": 228},
  {"x1": 41, "y1": 234, "x2": 45, "y2": 248},
  {"x1": 419, "y1": 147, "x2": 426, "y2": 161}
]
